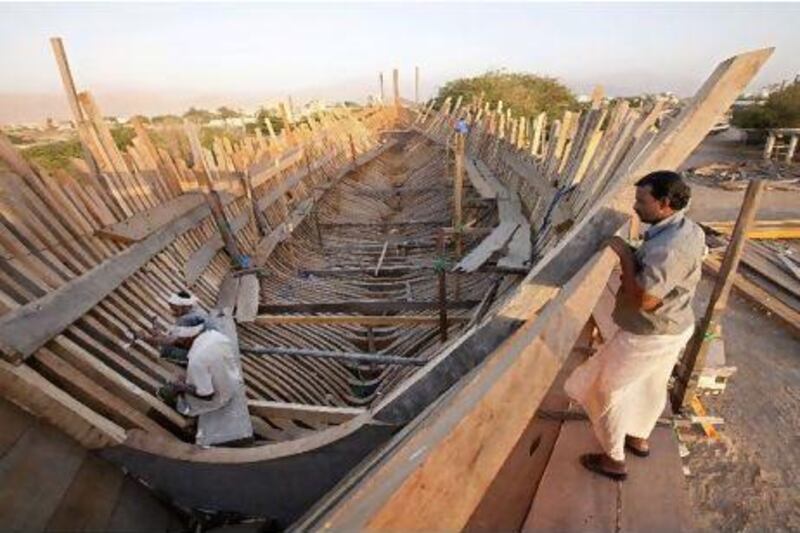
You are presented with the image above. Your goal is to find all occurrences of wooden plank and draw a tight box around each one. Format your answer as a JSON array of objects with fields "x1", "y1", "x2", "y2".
[
  {"x1": 0, "y1": 422, "x2": 87, "y2": 531},
  {"x1": 0, "y1": 399, "x2": 33, "y2": 458},
  {"x1": 453, "y1": 222, "x2": 519, "y2": 272},
  {"x1": 254, "y1": 223, "x2": 288, "y2": 266},
  {"x1": 247, "y1": 400, "x2": 365, "y2": 424},
  {"x1": 704, "y1": 219, "x2": 800, "y2": 240},
  {"x1": 619, "y1": 427, "x2": 693, "y2": 531},
  {"x1": 49, "y1": 37, "x2": 100, "y2": 176},
  {"x1": 104, "y1": 477, "x2": 182, "y2": 533},
  {"x1": 703, "y1": 255, "x2": 800, "y2": 337},
  {"x1": 258, "y1": 299, "x2": 480, "y2": 314},
  {"x1": 183, "y1": 234, "x2": 223, "y2": 285},
  {"x1": 254, "y1": 314, "x2": 469, "y2": 326},
  {"x1": 0, "y1": 201, "x2": 211, "y2": 362},
  {"x1": 97, "y1": 193, "x2": 205, "y2": 243},
  {"x1": 522, "y1": 422, "x2": 617, "y2": 532},
  {"x1": 44, "y1": 453, "x2": 125, "y2": 532},
  {"x1": 235, "y1": 274, "x2": 259, "y2": 323}
]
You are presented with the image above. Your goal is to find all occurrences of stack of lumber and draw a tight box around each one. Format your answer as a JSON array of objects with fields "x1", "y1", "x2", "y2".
[{"x1": 703, "y1": 227, "x2": 800, "y2": 336}]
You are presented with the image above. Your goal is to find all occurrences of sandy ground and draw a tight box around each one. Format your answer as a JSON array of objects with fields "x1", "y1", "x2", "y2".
[{"x1": 677, "y1": 131, "x2": 800, "y2": 532}]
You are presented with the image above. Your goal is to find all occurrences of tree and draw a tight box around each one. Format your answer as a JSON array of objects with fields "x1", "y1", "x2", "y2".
[
  {"x1": 182, "y1": 107, "x2": 216, "y2": 123},
  {"x1": 216, "y1": 106, "x2": 241, "y2": 120},
  {"x1": 732, "y1": 81, "x2": 800, "y2": 129},
  {"x1": 436, "y1": 70, "x2": 578, "y2": 119},
  {"x1": 254, "y1": 107, "x2": 285, "y2": 136}
]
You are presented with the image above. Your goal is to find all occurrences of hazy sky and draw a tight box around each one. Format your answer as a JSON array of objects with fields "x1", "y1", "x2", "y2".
[{"x1": 1, "y1": 2, "x2": 798, "y2": 123}]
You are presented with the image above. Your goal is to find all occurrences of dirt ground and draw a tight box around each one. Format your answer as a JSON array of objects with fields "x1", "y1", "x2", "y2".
[{"x1": 677, "y1": 130, "x2": 800, "y2": 532}]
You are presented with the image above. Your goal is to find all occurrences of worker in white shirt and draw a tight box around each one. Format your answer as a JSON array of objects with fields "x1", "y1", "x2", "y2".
[{"x1": 158, "y1": 320, "x2": 253, "y2": 447}]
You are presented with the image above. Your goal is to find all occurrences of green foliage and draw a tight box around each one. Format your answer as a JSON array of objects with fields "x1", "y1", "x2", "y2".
[
  {"x1": 731, "y1": 106, "x2": 779, "y2": 129},
  {"x1": 199, "y1": 126, "x2": 238, "y2": 150},
  {"x1": 182, "y1": 107, "x2": 217, "y2": 123},
  {"x1": 216, "y1": 106, "x2": 241, "y2": 119},
  {"x1": 151, "y1": 114, "x2": 182, "y2": 125},
  {"x1": 22, "y1": 139, "x2": 83, "y2": 171},
  {"x1": 129, "y1": 114, "x2": 151, "y2": 124},
  {"x1": 110, "y1": 125, "x2": 135, "y2": 150},
  {"x1": 732, "y1": 81, "x2": 800, "y2": 129},
  {"x1": 254, "y1": 107, "x2": 286, "y2": 136},
  {"x1": 436, "y1": 70, "x2": 578, "y2": 119}
]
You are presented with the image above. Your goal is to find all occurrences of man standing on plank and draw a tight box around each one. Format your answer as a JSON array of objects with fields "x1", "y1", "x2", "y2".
[{"x1": 565, "y1": 170, "x2": 706, "y2": 480}]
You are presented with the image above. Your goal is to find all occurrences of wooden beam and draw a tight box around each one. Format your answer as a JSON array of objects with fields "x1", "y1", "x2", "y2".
[
  {"x1": 185, "y1": 121, "x2": 243, "y2": 264},
  {"x1": 0, "y1": 359, "x2": 125, "y2": 448},
  {"x1": 257, "y1": 300, "x2": 480, "y2": 314},
  {"x1": 255, "y1": 314, "x2": 468, "y2": 326},
  {"x1": 673, "y1": 180, "x2": 764, "y2": 410},
  {"x1": 0, "y1": 202, "x2": 211, "y2": 363},
  {"x1": 49, "y1": 37, "x2": 100, "y2": 176},
  {"x1": 247, "y1": 400, "x2": 365, "y2": 425},
  {"x1": 241, "y1": 345, "x2": 427, "y2": 366},
  {"x1": 702, "y1": 219, "x2": 800, "y2": 240},
  {"x1": 97, "y1": 193, "x2": 206, "y2": 243},
  {"x1": 702, "y1": 253, "x2": 800, "y2": 337}
]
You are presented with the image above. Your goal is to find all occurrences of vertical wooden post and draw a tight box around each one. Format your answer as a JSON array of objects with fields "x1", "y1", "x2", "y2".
[
  {"x1": 379, "y1": 72, "x2": 385, "y2": 105},
  {"x1": 672, "y1": 179, "x2": 765, "y2": 411},
  {"x1": 49, "y1": 37, "x2": 100, "y2": 177},
  {"x1": 415, "y1": 66, "x2": 420, "y2": 105},
  {"x1": 348, "y1": 134, "x2": 358, "y2": 167},
  {"x1": 243, "y1": 169, "x2": 271, "y2": 237},
  {"x1": 185, "y1": 121, "x2": 243, "y2": 267},
  {"x1": 785, "y1": 133, "x2": 798, "y2": 163},
  {"x1": 393, "y1": 68, "x2": 400, "y2": 108},
  {"x1": 763, "y1": 131, "x2": 776, "y2": 160},
  {"x1": 436, "y1": 232, "x2": 448, "y2": 343}
]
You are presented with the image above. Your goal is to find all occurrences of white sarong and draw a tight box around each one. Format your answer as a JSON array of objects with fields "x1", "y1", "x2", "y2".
[{"x1": 564, "y1": 327, "x2": 693, "y2": 461}]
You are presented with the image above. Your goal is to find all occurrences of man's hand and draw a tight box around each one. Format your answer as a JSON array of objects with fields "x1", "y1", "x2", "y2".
[{"x1": 606, "y1": 236, "x2": 634, "y2": 261}]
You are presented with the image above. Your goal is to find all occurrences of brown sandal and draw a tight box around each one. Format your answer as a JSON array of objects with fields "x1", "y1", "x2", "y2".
[
  {"x1": 625, "y1": 436, "x2": 650, "y2": 458},
  {"x1": 580, "y1": 453, "x2": 627, "y2": 481}
]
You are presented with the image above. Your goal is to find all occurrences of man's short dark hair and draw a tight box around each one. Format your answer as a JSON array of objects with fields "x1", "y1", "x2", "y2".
[{"x1": 635, "y1": 171, "x2": 691, "y2": 210}]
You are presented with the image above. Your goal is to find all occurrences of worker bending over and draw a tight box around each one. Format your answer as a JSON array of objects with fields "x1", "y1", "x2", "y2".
[
  {"x1": 138, "y1": 290, "x2": 209, "y2": 365},
  {"x1": 565, "y1": 171, "x2": 705, "y2": 480},
  {"x1": 159, "y1": 321, "x2": 253, "y2": 447}
]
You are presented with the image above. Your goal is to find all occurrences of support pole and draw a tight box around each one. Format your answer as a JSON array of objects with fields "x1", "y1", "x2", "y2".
[
  {"x1": 49, "y1": 37, "x2": 100, "y2": 177},
  {"x1": 786, "y1": 133, "x2": 798, "y2": 163},
  {"x1": 185, "y1": 121, "x2": 243, "y2": 266},
  {"x1": 415, "y1": 66, "x2": 420, "y2": 105},
  {"x1": 393, "y1": 68, "x2": 400, "y2": 108},
  {"x1": 763, "y1": 131, "x2": 776, "y2": 160},
  {"x1": 672, "y1": 179, "x2": 764, "y2": 411}
]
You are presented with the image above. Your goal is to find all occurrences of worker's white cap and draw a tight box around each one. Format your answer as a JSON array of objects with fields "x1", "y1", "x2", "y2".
[{"x1": 167, "y1": 290, "x2": 198, "y2": 307}]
